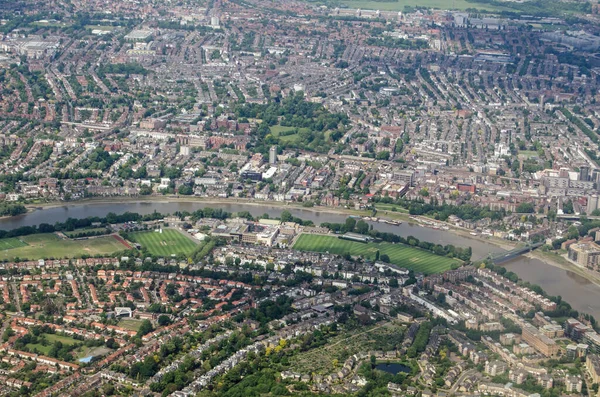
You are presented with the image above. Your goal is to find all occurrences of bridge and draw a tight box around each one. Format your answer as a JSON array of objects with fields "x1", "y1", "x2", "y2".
[{"x1": 486, "y1": 242, "x2": 544, "y2": 265}]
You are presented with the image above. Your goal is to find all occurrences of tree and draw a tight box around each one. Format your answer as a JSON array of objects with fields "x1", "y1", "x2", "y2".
[
  {"x1": 516, "y1": 202, "x2": 534, "y2": 213},
  {"x1": 137, "y1": 319, "x2": 154, "y2": 337},
  {"x1": 158, "y1": 315, "x2": 171, "y2": 326},
  {"x1": 178, "y1": 185, "x2": 193, "y2": 195},
  {"x1": 281, "y1": 210, "x2": 293, "y2": 223},
  {"x1": 2, "y1": 327, "x2": 15, "y2": 342},
  {"x1": 376, "y1": 151, "x2": 390, "y2": 160},
  {"x1": 356, "y1": 219, "x2": 369, "y2": 235},
  {"x1": 567, "y1": 225, "x2": 580, "y2": 240},
  {"x1": 380, "y1": 254, "x2": 390, "y2": 263},
  {"x1": 345, "y1": 217, "x2": 356, "y2": 232}
]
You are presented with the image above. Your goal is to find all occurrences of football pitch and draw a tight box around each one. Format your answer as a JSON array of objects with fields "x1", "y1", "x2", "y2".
[
  {"x1": 293, "y1": 234, "x2": 460, "y2": 274},
  {"x1": 128, "y1": 229, "x2": 198, "y2": 257}
]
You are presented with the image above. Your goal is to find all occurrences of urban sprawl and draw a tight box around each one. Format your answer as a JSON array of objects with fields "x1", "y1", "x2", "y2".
[{"x1": 1, "y1": 0, "x2": 600, "y2": 396}]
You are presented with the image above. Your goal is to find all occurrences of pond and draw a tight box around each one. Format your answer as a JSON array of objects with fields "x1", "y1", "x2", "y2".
[{"x1": 374, "y1": 362, "x2": 411, "y2": 375}]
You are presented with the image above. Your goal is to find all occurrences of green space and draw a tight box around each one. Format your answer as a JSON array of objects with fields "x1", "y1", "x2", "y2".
[
  {"x1": 269, "y1": 125, "x2": 313, "y2": 145},
  {"x1": 237, "y1": 92, "x2": 349, "y2": 154},
  {"x1": 0, "y1": 233, "x2": 129, "y2": 261},
  {"x1": 0, "y1": 237, "x2": 28, "y2": 251},
  {"x1": 293, "y1": 234, "x2": 460, "y2": 274},
  {"x1": 118, "y1": 319, "x2": 143, "y2": 332},
  {"x1": 290, "y1": 322, "x2": 406, "y2": 375},
  {"x1": 518, "y1": 150, "x2": 539, "y2": 158},
  {"x1": 26, "y1": 333, "x2": 79, "y2": 356},
  {"x1": 128, "y1": 229, "x2": 198, "y2": 257},
  {"x1": 375, "y1": 203, "x2": 409, "y2": 213}
]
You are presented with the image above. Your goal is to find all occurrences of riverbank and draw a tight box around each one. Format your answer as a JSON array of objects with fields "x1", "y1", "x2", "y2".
[
  {"x1": 527, "y1": 250, "x2": 600, "y2": 289},
  {"x1": 25, "y1": 196, "x2": 370, "y2": 218},
  {"x1": 24, "y1": 196, "x2": 516, "y2": 252},
  {"x1": 9, "y1": 196, "x2": 600, "y2": 318}
]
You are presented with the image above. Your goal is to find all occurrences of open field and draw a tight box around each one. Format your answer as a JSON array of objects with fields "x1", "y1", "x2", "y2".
[
  {"x1": 518, "y1": 150, "x2": 539, "y2": 158},
  {"x1": 0, "y1": 233, "x2": 129, "y2": 261},
  {"x1": 375, "y1": 203, "x2": 409, "y2": 213},
  {"x1": 26, "y1": 343, "x2": 52, "y2": 355},
  {"x1": 128, "y1": 229, "x2": 198, "y2": 256},
  {"x1": 118, "y1": 319, "x2": 143, "y2": 332},
  {"x1": 26, "y1": 333, "x2": 80, "y2": 355},
  {"x1": 269, "y1": 125, "x2": 312, "y2": 144},
  {"x1": 0, "y1": 237, "x2": 28, "y2": 251},
  {"x1": 293, "y1": 234, "x2": 459, "y2": 274}
]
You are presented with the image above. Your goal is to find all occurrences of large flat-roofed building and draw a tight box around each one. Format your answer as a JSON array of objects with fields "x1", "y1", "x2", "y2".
[
  {"x1": 521, "y1": 323, "x2": 559, "y2": 357},
  {"x1": 587, "y1": 354, "x2": 600, "y2": 383},
  {"x1": 393, "y1": 170, "x2": 415, "y2": 186},
  {"x1": 124, "y1": 29, "x2": 153, "y2": 42},
  {"x1": 568, "y1": 241, "x2": 600, "y2": 268}
]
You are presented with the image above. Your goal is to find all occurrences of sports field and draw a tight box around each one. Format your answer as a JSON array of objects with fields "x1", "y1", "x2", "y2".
[
  {"x1": 293, "y1": 234, "x2": 460, "y2": 274},
  {"x1": 0, "y1": 237, "x2": 28, "y2": 251},
  {"x1": 128, "y1": 229, "x2": 198, "y2": 257},
  {"x1": 118, "y1": 319, "x2": 143, "y2": 332},
  {"x1": 0, "y1": 233, "x2": 130, "y2": 261}
]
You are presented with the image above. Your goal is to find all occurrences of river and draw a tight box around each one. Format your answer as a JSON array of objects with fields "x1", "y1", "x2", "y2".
[{"x1": 2, "y1": 201, "x2": 600, "y2": 319}]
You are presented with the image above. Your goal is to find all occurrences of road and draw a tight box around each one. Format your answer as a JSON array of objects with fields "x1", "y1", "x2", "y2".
[{"x1": 450, "y1": 368, "x2": 478, "y2": 393}]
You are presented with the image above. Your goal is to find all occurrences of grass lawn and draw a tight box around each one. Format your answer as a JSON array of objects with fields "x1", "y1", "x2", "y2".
[
  {"x1": 128, "y1": 229, "x2": 198, "y2": 257},
  {"x1": 118, "y1": 319, "x2": 143, "y2": 332},
  {"x1": 45, "y1": 333, "x2": 79, "y2": 344},
  {"x1": 375, "y1": 203, "x2": 409, "y2": 213},
  {"x1": 293, "y1": 234, "x2": 459, "y2": 274},
  {"x1": 26, "y1": 343, "x2": 52, "y2": 355},
  {"x1": 0, "y1": 237, "x2": 28, "y2": 251},
  {"x1": 518, "y1": 150, "x2": 539, "y2": 158},
  {"x1": 0, "y1": 233, "x2": 129, "y2": 261},
  {"x1": 269, "y1": 125, "x2": 312, "y2": 144},
  {"x1": 27, "y1": 333, "x2": 80, "y2": 356},
  {"x1": 330, "y1": 0, "x2": 512, "y2": 12}
]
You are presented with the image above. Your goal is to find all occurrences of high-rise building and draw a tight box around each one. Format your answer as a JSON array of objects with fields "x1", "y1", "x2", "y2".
[
  {"x1": 588, "y1": 194, "x2": 599, "y2": 215},
  {"x1": 269, "y1": 146, "x2": 277, "y2": 165},
  {"x1": 580, "y1": 165, "x2": 590, "y2": 181}
]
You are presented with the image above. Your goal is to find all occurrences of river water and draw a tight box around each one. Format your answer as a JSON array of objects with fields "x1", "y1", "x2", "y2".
[{"x1": 2, "y1": 201, "x2": 599, "y2": 318}]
